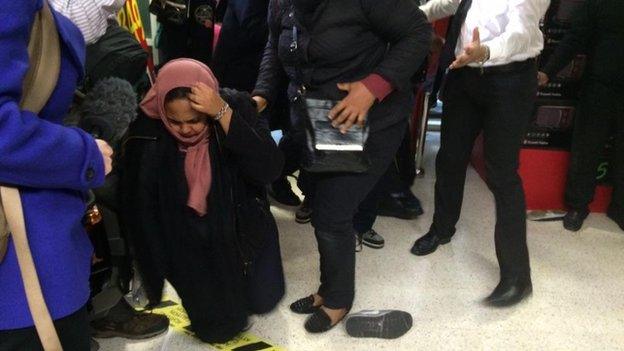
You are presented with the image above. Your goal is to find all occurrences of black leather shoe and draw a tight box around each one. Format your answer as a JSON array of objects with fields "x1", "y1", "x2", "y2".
[
  {"x1": 563, "y1": 209, "x2": 589, "y2": 232},
  {"x1": 607, "y1": 209, "x2": 624, "y2": 232},
  {"x1": 295, "y1": 197, "x2": 313, "y2": 224},
  {"x1": 410, "y1": 231, "x2": 451, "y2": 256},
  {"x1": 268, "y1": 178, "x2": 301, "y2": 206},
  {"x1": 484, "y1": 277, "x2": 532, "y2": 308},
  {"x1": 290, "y1": 295, "x2": 320, "y2": 314},
  {"x1": 378, "y1": 191, "x2": 424, "y2": 220}
]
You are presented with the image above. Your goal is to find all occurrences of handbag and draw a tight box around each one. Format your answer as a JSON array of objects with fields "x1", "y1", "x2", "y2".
[
  {"x1": 149, "y1": 0, "x2": 189, "y2": 26},
  {"x1": 0, "y1": 3, "x2": 64, "y2": 350},
  {"x1": 290, "y1": 25, "x2": 371, "y2": 173}
]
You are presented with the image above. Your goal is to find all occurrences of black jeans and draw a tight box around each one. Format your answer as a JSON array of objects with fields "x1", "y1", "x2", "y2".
[
  {"x1": 565, "y1": 81, "x2": 624, "y2": 216},
  {"x1": 0, "y1": 306, "x2": 90, "y2": 351},
  {"x1": 432, "y1": 61, "x2": 537, "y2": 280},
  {"x1": 351, "y1": 129, "x2": 417, "y2": 234},
  {"x1": 310, "y1": 120, "x2": 407, "y2": 309}
]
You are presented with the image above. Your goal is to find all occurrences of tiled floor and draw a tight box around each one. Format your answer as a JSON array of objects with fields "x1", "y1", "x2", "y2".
[{"x1": 99, "y1": 133, "x2": 624, "y2": 351}]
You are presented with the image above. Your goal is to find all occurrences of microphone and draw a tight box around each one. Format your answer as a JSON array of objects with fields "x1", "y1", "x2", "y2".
[{"x1": 78, "y1": 77, "x2": 138, "y2": 146}]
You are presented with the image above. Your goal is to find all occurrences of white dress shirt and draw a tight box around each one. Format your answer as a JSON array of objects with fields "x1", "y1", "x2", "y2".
[
  {"x1": 50, "y1": 0, "x2": 127, "y2": 44},
  {"x1": 420, "y1": 0, "x2": 550, "y2": 67}
]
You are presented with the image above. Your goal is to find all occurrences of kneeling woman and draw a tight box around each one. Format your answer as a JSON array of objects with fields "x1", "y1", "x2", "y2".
[{"x1": 119, "y1": 59, "x2": 285, "y2": 343}]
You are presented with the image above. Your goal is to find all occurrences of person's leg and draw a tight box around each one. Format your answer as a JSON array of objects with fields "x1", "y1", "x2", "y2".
[
  {"x1": 270, "y1": 103, "x2": 305, "y2": 207},
  {"x1": 353, "y1": 176, "x2": 386, "y2": 249},
  {"x1": 165, "y1": 236, "x2": 247, "y2": 343},
  {"x1": 564, "y1": 82, "x2": 615, "y2": 230},
  {"x1": 396, "y1": 128, "x2": 417, "y2": 187},
  {"x1": 478, "y1": 62, "x2": 536, "y2": 307},
  {"x1": 377, "y1": 159, "x2": 424, "y2": 220},
  {"x1": 411, "y1": 69, "x2": 482, "y2": 256},
  {"x1": 0, "y1": 306, "x2": 90, "y2": 351},
  {"x1": 296, "y1": 121, "x2": 407, "y2": 333},
  {"x1": 313, "y1": 121, "x2": 407, "y2": 308},
  {"x1": 432, "y1": 71, "x2": 483, "y2": 236},
  {"x1": 481, "y1": 64, "x2": 536, "y2": 283},
  {"x1": 270, "y1": 131, "x2": 305, "y2": 206}
]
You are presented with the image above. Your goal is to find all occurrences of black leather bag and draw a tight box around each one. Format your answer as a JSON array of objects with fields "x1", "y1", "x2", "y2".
[
  {"x1": 299, "y1": 96, "x2": 371, "y2": 173},
  {"x1": 291, "y1": 25, "x2": 371, "y2": 174}
]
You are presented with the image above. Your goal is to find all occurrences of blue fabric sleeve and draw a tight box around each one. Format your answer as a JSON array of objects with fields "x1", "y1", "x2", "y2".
[{"x1": 0, "y1": 0, "x2": 105, "y2": 190}]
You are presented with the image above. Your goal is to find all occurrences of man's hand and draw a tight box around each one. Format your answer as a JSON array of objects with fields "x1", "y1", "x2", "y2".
[
  {"x1": 252, "y1": 96, "x2": 268, "y2": 112},
  {"x1": 537, "y1": 71, "x2": 549, "y2": 86},
  {"x1": 189, "y1": 82, "x2": 227, "y2": 116},
  {"x1": 450, "y1": 28, "x2": 489, "y2": 69},
  {"x1": 95, "y1": 139, "x2": 113, "y2": 176},
  {"x1": 328, "y1": 81, "x2": 375, "y2": 134}
]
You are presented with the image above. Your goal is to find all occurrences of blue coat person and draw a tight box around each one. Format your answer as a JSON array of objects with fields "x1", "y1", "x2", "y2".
[{"x1": 0, "y1": 0, "x2": 106, "y2": 330}]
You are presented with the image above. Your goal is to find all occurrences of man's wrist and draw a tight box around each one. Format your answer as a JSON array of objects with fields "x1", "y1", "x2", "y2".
[{"x1": 480, "y1": 45, "x2": 490, "y2": 63}]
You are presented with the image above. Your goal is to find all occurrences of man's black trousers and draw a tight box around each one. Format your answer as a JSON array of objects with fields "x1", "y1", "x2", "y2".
[{"x1": 431, "y1": 60, "x2": 537, "y2": 280}]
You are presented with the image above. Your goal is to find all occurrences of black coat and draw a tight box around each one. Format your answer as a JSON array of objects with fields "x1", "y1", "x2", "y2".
[
  {"x1": 156, "y1": 0, "x2": 224, "y2": 66},
  {"x1": 212, "y1": 0, "x2": 270, "y2": 92},
  {"x1": 542, "y1": 0, "x2": 624, "y2": 89},
  {"x1": 253, "y1": 0, "x2": 432, "y2": 132},
  {"x1": 118, "y1": 89, "x2": 284, "y2": 342}
]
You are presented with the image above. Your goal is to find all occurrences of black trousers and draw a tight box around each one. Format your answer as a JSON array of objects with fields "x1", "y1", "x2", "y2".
[
  {"x1": 311, "y1": 120, "x2": 407, "y2": 309},
  {"x1": 352, "y1": 128, "x2": 418, "y2": 233},
  {"x1": 565, "y1": 81, "x2": 624, "y2": 216},
  {"x1": 432, "y1": 61, "x2": 537, "y2": 279},
  {"x1": 0, "y1": 306, "x2": 90, "y2": 351}
]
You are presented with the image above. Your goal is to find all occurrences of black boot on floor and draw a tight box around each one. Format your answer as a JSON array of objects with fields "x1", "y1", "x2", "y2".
[
  {"x1": 290, "y1": 295, "x2": 320, "y2": 314},
  {"x1": 410, "y1": 230, "x2": 452, "y2": 256},
  {"x1": 378, "y1": 191, "x2": 424, "y2": 220},
  {"x1": 295, "y1": 197, "x2": 313, "y2": 224},
  {"x1": 563, "y1": 209, "x2": 589, "y2": 232},
  {"x1": 484, "y1": 276, "x2": 532, "y2": 308},
  {"x1": 268, "y1": 178, "x2": 301, "y2": 206}
]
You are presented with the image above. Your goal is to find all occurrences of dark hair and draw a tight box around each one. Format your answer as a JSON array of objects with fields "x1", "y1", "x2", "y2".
[{"x1": 164, "y1": 87, "x2": 192, "y2": 104}]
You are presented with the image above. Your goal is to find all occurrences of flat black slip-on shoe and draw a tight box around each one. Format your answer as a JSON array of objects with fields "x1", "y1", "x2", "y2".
[{"x1": 290, "y1": 295, "x2": 321, "y2": 314}]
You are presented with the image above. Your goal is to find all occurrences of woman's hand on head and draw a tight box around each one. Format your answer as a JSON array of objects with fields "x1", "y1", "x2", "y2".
[{"x1": 189, "y1": 82, "x2": 227, "y2": 117}]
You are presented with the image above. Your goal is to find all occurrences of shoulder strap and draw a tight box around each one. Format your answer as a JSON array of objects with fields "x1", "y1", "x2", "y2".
[
  {"x1": 0, "y1": 187, "x2": 63, "y2": 351},
  {"x1": 0, "y1": 1, "x2": 64, "y2": 350},
  {"x1": 20, "y1": 0, "x2": 62, "y2": 113}
]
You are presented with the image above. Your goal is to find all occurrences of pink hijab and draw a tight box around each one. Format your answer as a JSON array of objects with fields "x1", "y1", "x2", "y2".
[{"x1": 140, "y1": 59, "x2": 219, "y2": 216}]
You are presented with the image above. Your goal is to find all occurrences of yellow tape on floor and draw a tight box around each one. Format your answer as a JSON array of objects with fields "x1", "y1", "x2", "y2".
[{"x1": 151, "y1": 300, "x2": 285, "y2": 351}]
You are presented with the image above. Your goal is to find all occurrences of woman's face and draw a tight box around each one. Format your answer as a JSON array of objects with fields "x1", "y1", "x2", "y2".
[{"x1": 164, "y1": 98, "x2": 206, "y2": 138}]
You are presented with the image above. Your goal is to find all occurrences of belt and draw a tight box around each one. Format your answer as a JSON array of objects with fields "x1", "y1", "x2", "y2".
[{"x1": 464, "y1": 58, "x2": 536, "y2": 75}]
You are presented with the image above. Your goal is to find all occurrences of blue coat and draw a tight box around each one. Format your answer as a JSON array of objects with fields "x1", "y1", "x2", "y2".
[{"x1": 0, "y1": 0, "x2": 105, "y2": 329}]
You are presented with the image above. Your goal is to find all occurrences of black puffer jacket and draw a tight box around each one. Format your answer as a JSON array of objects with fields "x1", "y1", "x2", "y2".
[{"x1": 253, "y1": 0, "x2": 432, "y2": 132}]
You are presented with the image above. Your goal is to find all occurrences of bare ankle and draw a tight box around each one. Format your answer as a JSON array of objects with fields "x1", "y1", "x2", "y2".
[{"x1": 312, "y1": 294, "x2": 324, "y2": 307}]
